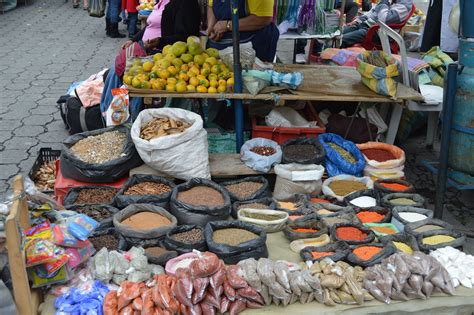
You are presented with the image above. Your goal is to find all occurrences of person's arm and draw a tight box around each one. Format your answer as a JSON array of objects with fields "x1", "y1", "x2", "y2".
[
  {"x1": 158, "y1": 0, "x2": 201, "y2": 48},
  {"x1": 207, "y1": 5, "x2": 217, "y2": 34},
  {"x1": 211, "y1": 15, "x2": 272, "y2": 41},
  {"x1": 376, "y1": 1, "x2": 412, "y2": 24}
]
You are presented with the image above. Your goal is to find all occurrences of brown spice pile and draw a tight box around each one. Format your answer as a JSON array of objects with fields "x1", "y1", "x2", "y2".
[
  {"x1": 124, "y1": 181, "x2": 171, "y2": 195},
  {"x1": 225, "y1": 181, "x2": 263, "y2": 199},
  {"x1": 74, "y1": 188, "x2": 118, "y2": 204},
  {"x1": 121, "y1": 212, "x2": 171, "y2": 230},
  {"x1": 177, "y1": 186, "x2": 225, "y2": 207}
]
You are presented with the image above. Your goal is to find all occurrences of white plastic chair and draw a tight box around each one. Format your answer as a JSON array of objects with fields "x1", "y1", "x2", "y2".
[{"x1": 377, "y1": 21, "x2": 442, "y2": 146}]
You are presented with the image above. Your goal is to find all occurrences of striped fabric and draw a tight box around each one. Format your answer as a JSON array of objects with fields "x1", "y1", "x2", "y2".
[
  {"x1": 270, "y1": 70, "x2": 303, "y2": 89},
  {"x1": 358, "y1": 0, "x2": 413, "y2": 26},
  {"x1": 356, "y1": 50, "x2": 400, "y2": 97}
]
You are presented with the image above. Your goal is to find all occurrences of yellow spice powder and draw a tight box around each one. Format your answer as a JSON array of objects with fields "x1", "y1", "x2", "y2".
[
  {"x1": 393, "y1": 241, "x2": 413, "y2": 254},
  {"x1": 422, "y1": 235, "x2": 456, "y2": 245}
]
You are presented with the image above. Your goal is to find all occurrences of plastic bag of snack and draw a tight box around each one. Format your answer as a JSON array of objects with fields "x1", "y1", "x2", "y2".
[
  {"x1": 106, "y1": 88, "x2": 130, "y2": 126},
  {"x1": 117, "y1": 281, "x2": 143, "y2": 310},
  {"x1": 53, "y1": 224, "x2": 88, "y2": 248},
  {"x1": 237, "y1": 286, "x2": 263, "y2": 304},
  {"x1": 363, "y1": 279, "x2": 389, "y2": 303},
  {"x1": 65, "y1": 242, "x2": 95, "y2": 269},
  {"x1": 259, "y1": 285, "x2": 272, "y2": 306},
  {"x1": 203, "y1": 291, "x2": 221, "y2": 309},
  {"x1": 223, "y1": 280, "x2": 237, "y2": 301},
  {"x1": 25, "y1": 221, "x2": 53, "y2": 239},
  {"x1": 66, "y1": 214, "x2": 99, "y2": 241},
  {"x1": 220, "y1": 297, "x2": 230, "y2": 314},
  {"x1": 320, "y1": 274, "x2": 345, "y2": 289},
  {"x1": 25, "y1": 238, "x2": 62, "y2": 266},
  {"x1": 273, "y1": 261, "x2": 291, "y2": 290},
  {"x1": 141, "y1": 289, "x2": 154, "y2": 315},
  {"x1": 192, "y1": 277, "x2": 210, "y2": 304},
  {"x1": 227, "y1": 265, "x2": 248, "y2": 289},
  {"x1": 229, "y1": 298, "x2": 247, "y2": 315},
  {"x1": 256, "y1": 258, "x2": 275, "y2": 286},
  {"x1": 210, "y1": 265, "x2": 226, "y2": 289},
  {"x1": 191, "y1": 252, "x2": 221, "y2": 278},
  {"x1": 103, "y1": 290, "x2": 118, "y2": 315},
  {"x1": 237, "y1": 259, "x2": 262, "y2": 291},
  {"x1": 343, "y1": 270, "x2": 364, "y2": 305}
]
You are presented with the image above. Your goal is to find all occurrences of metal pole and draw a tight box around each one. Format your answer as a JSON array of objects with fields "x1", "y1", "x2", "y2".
[
  {"x1": 231, "y1": 0, "x2": 244, "y2": 152},
  {"x1": 434, "y1": 63, "x2": 459, "y2": 218}
]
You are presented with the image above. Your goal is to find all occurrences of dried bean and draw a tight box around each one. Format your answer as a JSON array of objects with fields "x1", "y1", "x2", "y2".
[
  {"x1": 89, "y1": 235, "x2": 119, "y2": 251},
  {"x1": 71, "y1": 131, "x2": 126, "y2": 164},
  {"x1": 177, "y1": 186, "x2": 225, "y2": 207},
  {"x1": 238, "y1": 203, "x2": 269, "y2": 210},
  {"x1": 328, "y1": 143, "x2": 356, "y2": 164},
  {"x1": 225, "y1": 182, "x2": 263, "y2": 199},
  {"x1": 283, "y1": 144, "x2": 317, "y2": 160},
  {"x1": 250, "y1": 146, "x2": 276, "y2": 156},
  {"x1": 124, "y1": 182, "x2": 171, "y2": 195},
  {"x1": 74, "y1": 188, "x2": 118, "y2": 204},
  {"x1": 171, "y1": 228, "x2": 203, "y2": 244},
  {"x1": 212, "y1": 228, "x2": 258, "y2": 246}
]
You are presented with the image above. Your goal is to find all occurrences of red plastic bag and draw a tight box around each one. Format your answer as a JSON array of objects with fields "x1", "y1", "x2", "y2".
[
  {"x1": 118, "y1": 282, "x2": 143, "y2": 311},
  {"x1": 223, "y1": 280, "x2": 237, "y2": 301},
  {"x1": 227, "y1": 266, "x2": 248, "y2": 289},
  {"x1": 141, "y1": 289, "x2": 154, "y2": 315},
  {"x1": 132, "y1": 297, "x2": 143, "y2": 311},
  {"x1": 118, "y1": 305, "x2": 133, "y2": 315},
  {"x1": 220, "y1": 296, "x2": 230, "y2": 313},
  {"x1": 188, "y1": 304, "x2": 203, "y2": 315},
  {"x1": 246, "y1": 300, "x2": 264, "y2": 309},
  {"x1": 190, "y1": 252, "x2": 221, "y2": 278},
  {"x1": 103, "y1": 290, "x2": 118, "y2": 315},
  {"x1": 192, "y1": 277, "x2": 209, "y2": 304},
  {"x1": 203, "y1": 292, "x2": 221, "y2": 309},
  {"x1": 200, "y1": 303, "x2": 216, "y2": 315},
  {"x1": 210, "y1": 265, "x2": 226, "y2": 289},
  {"x1": 237, "y1": 286, "x2": 263, "y2": 304},
  {"x1": 229, "y1": 299, "x2": 247, "y2": 315}
]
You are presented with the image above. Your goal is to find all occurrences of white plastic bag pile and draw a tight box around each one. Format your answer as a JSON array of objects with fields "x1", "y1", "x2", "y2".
[{"x1": 430, "y1": 246, "x2": 474, "y2": 288}]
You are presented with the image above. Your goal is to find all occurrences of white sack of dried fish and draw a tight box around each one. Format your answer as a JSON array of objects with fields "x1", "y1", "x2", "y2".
[{"x1": 131, "y1": 108, "x2": 211, "y2": 180}]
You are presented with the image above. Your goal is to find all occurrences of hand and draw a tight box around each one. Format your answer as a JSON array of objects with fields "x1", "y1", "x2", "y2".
[
  {"x1": 144, "y1": 38, "x2": 160, "y2": 50},
  {"x1": 209, "y1": 20, "x2": 228, "y2": 42},
  {"x1": 121, "y1": 40, "x2": 133, "y2": 50}
]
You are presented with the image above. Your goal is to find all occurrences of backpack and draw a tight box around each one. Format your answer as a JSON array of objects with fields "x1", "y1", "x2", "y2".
[{"x1": 57, "y1": 95, "x2": 105, "y2": 135}]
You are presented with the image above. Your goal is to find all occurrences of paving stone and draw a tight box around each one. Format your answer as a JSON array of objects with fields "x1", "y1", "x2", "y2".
[
  {"x1": 22, "y1": 115, "x2": 54, "y2": 126},
  {"x1": 13, "y1": 125, "x2": 45, "y2": 137},
  {"x1": 38, "y1": 130, "x2": 69, "y2": 143},
  {"x1": 0, "y1": 165, "x2": 19, "y2": 180},
  {"x1": 3, "y1": 137, "x2": 39, "y2": 150},
  {"x1": 1, "y1": 149, "x2": 28, "y2": 164}
]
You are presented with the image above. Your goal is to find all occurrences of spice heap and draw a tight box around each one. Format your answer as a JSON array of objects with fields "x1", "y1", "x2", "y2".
[
  {"x1": 398, "y1": 212, "x2": 427, "y2": 222},
  {"x1": 144, "y1": 246, "x2": 169, "y2": 256},
  {"x1": 213, "y1": 228, "x2": 258, "y2": 246},
  {"x1": 75, "y1": 205, "x2": 113, "y2": 221},
  {"x1": 177, "y1": 186, "x2": 225, "y2": 206},
  {"x1": 277, "y1": 201, "x2": 297, "y2": 211},
  {"x1": 238, "y1": 202, "x2": 269, "y2": 210},
  {"x1": 414, "y1": 225, "x2": 444, "y2": 233},
  {"x1": 73, "y1": 188, "x2": 118, "y2": 205},
  {"x1": 293, "y1": 228, "x2": 318, "y2": 233},
  {"x1": 390, "y1": 197, "x2": 416, "y2": 206},
  {"x1": 238, "y1": 258, "x2": 370, "y2": 306},
  {"x1": 350, "y1": 196, "x2": 377, "y2": 208},
  {"x1": 430, "y1": 246, "x2": 474, "y2": 288},
  {"x1": 140, "y1": 117, "x2": 190, "y2": 140},
  {"x1": 311, "y1": 251, "x2": 335, "y2": 259},
  {"x1": 283, "y1": 144, "x2": 317, "y2": 160},
  {"x1": 33, "y1": 160, "x2": 57, "y2": 190},
  {"x1": 244, "y1": 212, "x2": 285, "y2": 221},
  {"x1": 361, "y1": 149, "x2": 396, "y2": 162},
  {"x1": 370, "y1": 226, "x2": 397, "y2": 235},
  {"x1": 317, "y1": 209, "x2": 334, "y2": 215},
  {"x1": 124, "y1": 181, "x2": 171, "y2": 195},
  {"x1": 364, "y1": 252, "x2": 455, "y2": 304},
  {"x1": 170, "y1": 228, "x2": 203, "y2": 244},
  {"x1": 356, "y1": 211, "x2": 385, "y2": 224},
  {"x1": 422, "y1": 235, "x2": 456, "y2": 245},
  {"x1": 121, "y1": 212, "x2": 171, "y2": 230},
  {"x1": 336, "y1": 226, "x2": 368, "y2": 241},
  {"x1": 250, "y1": 146, "x2": 276, "y2": 156},
  {"x1": 225, "y1": 181, "x2": 264, "y2": 199},
  {"x1": 328, "y1": 143, "x2": 356, "y2": 163},
  {"x1": 310, "y1": 197, "x2": 330, "y2": 204},
  {"x1": 392, "y1": 241, "x2": 413, "y2": 254},
  {"x1": 353, "y1": 246, "x2": 382, "y2": 260},
  {"x1": 379, "y1": 182, "x2": 409, "y2": 192},
  {"x1": 328, "y1": 180, "x2": 366, "y2": 196},
  {"x1": 71, "y1": 130, "x2": 126, "y2": 164},
  {"x1": 89, "y1": 234, "x2": 119, "y2": 251}
]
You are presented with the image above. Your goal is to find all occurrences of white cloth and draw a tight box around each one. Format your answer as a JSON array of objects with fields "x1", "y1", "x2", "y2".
[{"x1": 441, "y1": 0, "x2": 459, "y2": 53}]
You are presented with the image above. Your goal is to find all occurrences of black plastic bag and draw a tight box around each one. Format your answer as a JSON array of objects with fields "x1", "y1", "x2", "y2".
[
  {"x1": 283, "y1": 216, "x2": 328, "y2": 241},
  {"x1": 346, "y1": 243, "x2": 397, "y2": 267},
  {"x1": 281, "y1": 137, "x2": 325, "y2": 164},
  {"x1": 221, "y1": 176, "x2": 271, "y2": 202},
  {"x1": 274, "y1": 194, "x2": 309, "y2": 213},
  {"x1": 404, "y1": 218, "x2": 454, "y2": 237},
  {"x1": 89, "y1": 227, "x2": 127, "y2": 251},
  {"x1": 204, "y1": 220, "x2": 268, "y2": 265},
  {"x1": 60, "y1": 125, "x2": 143, "y2": 183},
  {"x1": 88, "y1": 0, "x2": 106, "y2": 17},
  {"x1": 300, "y1": 242, "x2": 349, "y2": 262},
  {"x1": 374, "y1": 179, "x2": 415, "y2": 196},
  {"x1": 391, "y1": 206, "x2": 433, "y2": 232},
  {"x1": 63, "y1": 186, "x2": 118, "y2": 207},
  {"x1": 163, "y1": 225, "x2": 207, "y2": 255},
  {"x1": 169, "y1": 178, "x2": 231, "y2": 226},
  {"x1": 416, "y1": 229, "x2": 465, "y2": 253},
  {"x1": 113, "y1": 174, "x2": 175, "y2": 209},
  {"x1": 381, "y1": 193, "x2": 425, "y2": 209},
  {"x1": 330, "y1": 223, "x2": 376, "y2": 245},
  {"x1": 142, "y1": 244, "x2": 178, "y2": 266},
  {"x1": 231, "y1": 197, "x2": 276, "y2": 219},
  {"x1": 343, "y1": 189, "x2": 379, "y2": 209},
  {"x1": 66, "y1": 204, "x2": 119, "y2": 231},
  {"x1": 379, "y1": 233, "x2": 419, "y2": 253},
  {"x1": 321, "y1": 209, "x2": 360, "y2": 227},
  {"x1": 113, "y1": 204, "x2": 178, "y2": 247},
  {"x1": 354, "y1": 206, "x2": 391, "y2": 224}
]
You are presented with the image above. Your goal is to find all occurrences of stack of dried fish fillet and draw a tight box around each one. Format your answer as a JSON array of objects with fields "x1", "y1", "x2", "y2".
[
  {"x1": 33, "y1": 160, "x2": 57, "y2": 190},
  {"x1": 140, "y1": 117, "x2": 191, "y2": 141}
]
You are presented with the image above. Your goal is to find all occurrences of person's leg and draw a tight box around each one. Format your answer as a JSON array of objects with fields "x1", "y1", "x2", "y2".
[
  {"x1": 73, "y1": 0, "x2": 79, "y2": 8},
  {"x1": 107, "y1": 0, "x2": 126, "y2": 38},
  {"x1": 341, "y1": 26, "x2": 368, "y2": 48},
  {"x1": 344, "y1": 1, "x2": 359, "y2": 23},
  {"x1": 127, "y1": 12, "x2": 138, "y2": 38},
  {"x1": 342, "y1": 24, "x2": 361, "y2": 35},
  {"x1": 83, "y1": 0, "x2": 88, "y2": 9},
  {"x1": 295, "y1": 39, "x2": 307, "y2": 63}
]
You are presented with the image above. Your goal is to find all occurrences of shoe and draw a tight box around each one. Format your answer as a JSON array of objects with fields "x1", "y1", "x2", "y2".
[
  {"x1": 108, "y1": 22, "x2": 126, "y2": 38},
  {"x1": 105, "y1": 18, "x2": 111, "y2": 36},
  {"x1": 73, "y1": 4, "x2": 79, "y2": 8},
  {"x1": 83, "y1": 6, "x2": 88, "y2": 10},
  {"x1": 295, "y1": 53, "x2": 306, "y2": 64}
]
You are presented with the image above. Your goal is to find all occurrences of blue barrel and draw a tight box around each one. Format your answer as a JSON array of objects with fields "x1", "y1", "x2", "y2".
[
  {"x1": 460, "y1": 0, "x2": 474, "y2": 38},
  {"x1": 449, "y1": 66, "x2": 474, "y2": 175}
]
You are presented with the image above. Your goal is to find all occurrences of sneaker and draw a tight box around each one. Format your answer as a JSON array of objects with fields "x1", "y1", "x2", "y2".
[{"x1": 295, "y1": 53, "x2": 306, "y2": 64}]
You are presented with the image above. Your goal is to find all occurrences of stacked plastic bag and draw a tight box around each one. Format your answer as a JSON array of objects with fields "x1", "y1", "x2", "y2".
[
  {"x1": 357, "y1": 142, "x2": 405, "y2": 181},
  {"x1": 430, "y1": 246, "x2": 474, "y2": 288}
]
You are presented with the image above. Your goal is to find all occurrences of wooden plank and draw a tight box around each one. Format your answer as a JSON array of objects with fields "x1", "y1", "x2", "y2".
[{"x1": 130, "y1": 154, "x2": 273, "y2": 178}]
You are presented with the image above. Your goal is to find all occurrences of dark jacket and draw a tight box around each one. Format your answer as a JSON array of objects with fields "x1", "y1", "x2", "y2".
[{"x1": 133, "y1": 0, "x2": 201, "y2": 49}]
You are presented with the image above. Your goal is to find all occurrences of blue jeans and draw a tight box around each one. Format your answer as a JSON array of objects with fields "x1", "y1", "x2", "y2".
[
  {"x1": 341, "y1": 23, "x2": 369, "y2": 48},
  {"x1": 106, "y1": 0, "x2": 121, "y2": 23},
  {"x1": 127, "y1": 12, "x2": 138, "y2": 36}
]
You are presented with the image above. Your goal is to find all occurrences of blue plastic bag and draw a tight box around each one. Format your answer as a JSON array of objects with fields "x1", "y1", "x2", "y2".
[
  {"x1": 55, "y1": 280, "x2": 108, "y2": 315},
  {"x1": 318, "y1": 133, "x2": 365, "y2": 177},
  {"x1": 66, "y1": 214, "x2": 99, "y2": 241}
]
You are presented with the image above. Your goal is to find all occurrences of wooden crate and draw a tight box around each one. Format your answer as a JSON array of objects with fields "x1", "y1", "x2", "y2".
[{"x1": 6, "y1": 175, "x2": 43, "y2": 315}]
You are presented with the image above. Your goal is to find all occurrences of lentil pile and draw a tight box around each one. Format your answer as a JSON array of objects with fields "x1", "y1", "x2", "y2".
[
  {"x1": 283, "y1": 144, "x2": 317, "y2": 160},
  {"x1": 244, "y1": 212, "x2": 284, "y2": 221},
  {"x1": 414, "y1": 225, "x2": 444, "y2": 233},
  {"x1": 73, "y1": 188, "x2": 118, "y2": 205},
  {"x1": 353, "y1": 246, "x2": 382, "y2": 260},
  {"x1": 311, "y1": 251, "x2": 335, "y2": 259},
  {"x1": 124, "y1": 181, "x2": 171, "y2": 195},
  {"x1": 121, "y1": 212, "x2": 171, "y2": 230},
  {"x1": 212, "y1": 228, "x2": 258, "y2": 246},
  {"x1": 310, "y1": 197, "x2": 330, "y2": 204},
  {"x1": 422, "y1": 235, "x2": 456, "y2": 245},
  {"x1": 361, "y1": 148, "x2": 396, "y2": 162},
  {"x1": 328, "y1": 143, "x2": 356, "y2": 163},
  {"x1": 390, "y1": 198, "x2": 417, "y2": 206},
  {"x1": 293, "y1": 228, "x2": 318, "y2": 233},
  {"x1": 145, "y1": 247, "x2": 169, "y2": 256},
  {"x1": 277, "y1": 201, "x2": 297, "y2": 210},
  {"x1": 177, "y1": 186, "x2": 225, "y2": 207},
  {"x1": 336, "y1": 226, "x2": 367, "y2": 241},
  {"x1": 75, "y1": 205, "x2": 113, "y2": 221},
  {"x1": 328, "y1": 180, "x2": 366, "y2": 196},
  {"x1": 71, "y1": 130, "x2": 126, "y2": 164},
  {"x1": 170, "y1": 228, "x2": 203, "y2": 244},
  {"x1": 250, "y1": 146, "x2": 276, "y2": 156},
  {"x1": 225, "y1": 181, "x2": 263, "y2": 199},
  {"x1": 393, "y1": 241, "x2": 413, "y2": 254},
  {"x1": 237, "y1": 202, "x2": 268, "y2": 210},
  {"x1": 379, "y1": 182, "x2": 409, "y2": 192},
  {"x1": 89, "y1": 235, "x2": 119, "y2": 251},
  {"x1": 356, "y1": 211, "x2": 385, "y2": 224}
]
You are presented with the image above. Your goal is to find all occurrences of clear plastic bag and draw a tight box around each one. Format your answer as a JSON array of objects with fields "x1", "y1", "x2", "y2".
[
  {"x1": 219, "y1": 42, "x2": 256, "y2": 70},
  {"x1": 240, "y1": 138, "x2": 282, "y2": 173}
]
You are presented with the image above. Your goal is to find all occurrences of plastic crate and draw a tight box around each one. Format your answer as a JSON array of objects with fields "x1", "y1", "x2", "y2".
[
  {"x1": 54, "y1": 160, "x2": 128, "y2": 205},
  {"x1": 251, "y1": 107, "x2": 326, "y2": 144},
  {"x1": 28, "y1": 148, "x2": 61, "y2": 194}
]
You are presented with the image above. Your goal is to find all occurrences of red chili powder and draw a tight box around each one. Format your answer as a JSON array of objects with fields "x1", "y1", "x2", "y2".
[
  {"x1": 361, "y1": 149, "x2": 396, "y2": 162},
  {"x1": 288, "y1": 215, "x2": 304, "y2": 220},
  {"x1": 371, "y1": 226, "x2": 396, "y2": 235},
  {"x1": 353, "y1": 246, "x2": 382, "y2": 260},
  {"x1": 356, "y1": 211, "x2": 385, "y2": 224},
  {"x1": 311, "y1": 251, "x2": 335, "y2": 259},
  {"x1": 294, "y1": 228, "x2": 318, "y2": 233},
  {"x1": 310, "y1": 198, "x2": 330, "y2": 204},
  {"x1": 379, "y1": 182, "x2": 409, "y2": 191},
  {"x1": 336, "y1": 226, "x2": 367, "y2": 241}
]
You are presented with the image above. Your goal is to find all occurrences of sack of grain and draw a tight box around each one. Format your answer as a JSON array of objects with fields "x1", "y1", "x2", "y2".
[{"x1": 273, "y1": 164, "x2": 325, "y2": 200}]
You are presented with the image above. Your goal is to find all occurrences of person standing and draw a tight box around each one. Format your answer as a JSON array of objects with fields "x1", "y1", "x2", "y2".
[
  {"x1": 122, "y1": 0, "x2": 140, "y2": 38},
  {"x1": 106, "y1": 0, "x2": 126, "y2": 38},
  {"x1": 72, "y1": 0, "x2": 88, "y2": 9}
]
